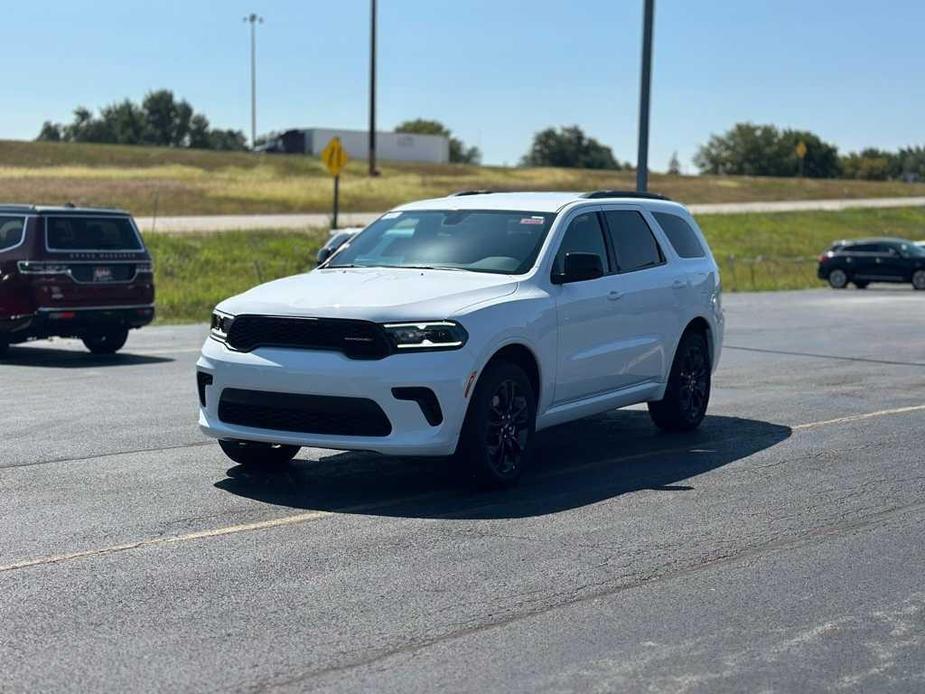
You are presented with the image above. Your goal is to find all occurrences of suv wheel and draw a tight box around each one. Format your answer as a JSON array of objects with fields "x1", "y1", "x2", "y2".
[
  {"x1": 828, "y1": 269, "x2": 849, "y2": 289},
  {"x1": 218, "y1": 439, "x2": 300, "y2": 468},
  {"x1": 456, "y1": 361, "x2": 536, "y2": 488},
  {"x1": 82, "y1": 328, "x2": 129, "y2": 355},
  {"x1": 648, "y1": 331, "x2": 711, "y2": 432},
  {"x1": 913, "y1": 270, "x2": 925, "y2": 290}
]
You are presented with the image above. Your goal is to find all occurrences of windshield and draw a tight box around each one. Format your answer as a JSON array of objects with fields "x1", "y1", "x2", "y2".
[
  {"x1": 325, "y1": 210, "x2": 556, "y2": 274},
  {"x1": 900, "y1": 242, "x2": 925, "y2": 257},
  {"x1": 46, "y1": 216, "x2": 142, "y2": 251}
]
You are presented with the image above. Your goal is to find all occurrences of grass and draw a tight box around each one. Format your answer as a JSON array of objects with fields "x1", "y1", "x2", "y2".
[
  {"x1": 4, "y1": 139, "x2": 925, "y2": 216},
  {"x1": 146, "y1": 206, "x2": 925, "y2": 323}
]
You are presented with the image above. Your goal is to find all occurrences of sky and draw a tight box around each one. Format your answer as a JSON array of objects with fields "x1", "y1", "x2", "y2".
[{"x1": 5, "y1": 0, "x2": 925, "y2": 171}]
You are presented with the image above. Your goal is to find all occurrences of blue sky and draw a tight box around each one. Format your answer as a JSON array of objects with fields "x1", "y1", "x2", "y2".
[{"x1": 6, "y1": 1, "x2": 925, "y2": 170}]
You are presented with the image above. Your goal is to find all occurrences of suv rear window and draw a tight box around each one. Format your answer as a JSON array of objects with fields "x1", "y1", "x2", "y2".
[
  {"x1": 653, "y1": 212, "x2": 705, "y2": 258},
  {"x1": 45, "y1": 216, "x2": 142, "y2": 251},
  {"x1": 0, "y1": 216, "x2": 25, "y2": 251},
  {"x1": 603, "y1": 210, "x2": 664, "y2": 272}
]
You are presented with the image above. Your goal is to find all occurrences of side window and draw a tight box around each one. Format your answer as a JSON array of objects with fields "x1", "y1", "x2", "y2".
[
  {"x1": 0, "y1": 216, "x2": 25, "y2": 252},
  {"x1": 652, "y1": 212, "x2": 705, "y2": 259},
  {"x1": 604, "y1": 210, "x2": 664, "y2": 272},
  {"x1": 553, "y1": 212, "x2": 609, "y2": 276}
]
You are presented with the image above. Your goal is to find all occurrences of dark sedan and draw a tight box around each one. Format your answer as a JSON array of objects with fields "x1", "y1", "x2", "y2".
[{"x1": 817, "y1": 237, "x2": 925, "y2": 290}]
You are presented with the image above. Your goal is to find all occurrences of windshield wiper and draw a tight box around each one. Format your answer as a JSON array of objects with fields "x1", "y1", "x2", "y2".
[{"x1": 398, "y1": 265, "x2": 470, "y2": 272}]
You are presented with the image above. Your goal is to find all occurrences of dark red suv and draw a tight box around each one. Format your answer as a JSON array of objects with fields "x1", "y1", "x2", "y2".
[{"x1": 0, "y1": 205, "x2": 155, "y2": 356}]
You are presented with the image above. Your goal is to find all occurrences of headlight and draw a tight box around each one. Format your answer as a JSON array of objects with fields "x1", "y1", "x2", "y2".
[
  {"x1": 382, "y1": 321, "x2": 468, "y2": 351},
  {"x1": 210, "y1": 310, "x2": 235, "y2": 342}
]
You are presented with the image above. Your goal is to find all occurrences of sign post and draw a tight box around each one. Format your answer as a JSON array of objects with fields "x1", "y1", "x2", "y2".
[
  {"x1": 795, "y1": 141, "x2": 807, "y2": 178},
  {"x1": 320, "y1": 137, "x2": 349, "y2": 229}
]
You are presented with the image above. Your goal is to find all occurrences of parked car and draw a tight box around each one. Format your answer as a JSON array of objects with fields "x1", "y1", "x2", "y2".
[
  {"x1": 817, "y1": 237, "x2": 925, "y2": 290},
  {"x1": 0, "y1": 205, "x2": 155, "y2": 356},
  {"x1": 198, "y1": 191, "x2": 724, "y2": 487},
  {"x1": 315, "y1": 227, "x2": 362, "y2": 265}
]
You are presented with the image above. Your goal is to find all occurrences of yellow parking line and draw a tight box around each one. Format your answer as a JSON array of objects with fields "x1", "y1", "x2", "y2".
[{"x1": 1, "y1": 403, "x2": 922, "y2": 573}]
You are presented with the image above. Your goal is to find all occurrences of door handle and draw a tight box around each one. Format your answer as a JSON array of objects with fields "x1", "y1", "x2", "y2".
[
  {"x1": 672, "y1": 279, "x2": 687, "y2": 289},
  {"x1": 608, "y1": 290, "x2": 624, "y2": 301}
]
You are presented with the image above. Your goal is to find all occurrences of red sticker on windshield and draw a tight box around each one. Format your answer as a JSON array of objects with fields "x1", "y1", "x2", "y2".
[{"x1": 520, "y1": 217, "x2": 545, "y2": 225}]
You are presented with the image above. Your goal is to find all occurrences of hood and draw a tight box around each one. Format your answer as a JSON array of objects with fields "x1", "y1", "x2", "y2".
[{"x1": 218, "y1": 267, "x2": 518, "y2": 321}]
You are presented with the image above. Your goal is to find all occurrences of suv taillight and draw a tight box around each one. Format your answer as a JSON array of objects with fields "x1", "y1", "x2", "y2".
[{"x1": 17, "y1": 261, "x2": 69, "y2": 275}]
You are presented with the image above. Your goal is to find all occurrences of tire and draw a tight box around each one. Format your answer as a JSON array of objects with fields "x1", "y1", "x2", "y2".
[
  {"x1": 828, "y1": 269, "x2": 849, "y2": 289},
  {"x1": 456, "y1": 360, "x2": 536, "y2": 488},
  {"x1": 648, "y1": 331, "x2": 711, "y2": 432},
  {"x1": 82, "y1": 328, "x2": 129, "y2": 355},
  {"x1": 853, "y1": 281, "x2": 869, "y2": 289},
  {"x1": 218, "y1": 439, "x2": 300, "y2": 468},
  {"x1": 913, "y1": 270, "x2": 925, "y2": 291},
  {"x1": 0, "y1": 338, "x2": 8, "y2": 358}
]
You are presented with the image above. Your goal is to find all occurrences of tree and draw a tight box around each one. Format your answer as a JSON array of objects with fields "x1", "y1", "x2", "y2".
[
  {"x1": 36, "y1": 121, "x2": 62, "y2": 142},
  {"x1": 394, "y1": 118, "x2": 481, "y2": 164},
  {"x1": 34, "y1": 90, "x2": 247, "y2": 151},
  {"x1": 694, "y1": 122, "x2": 840, "y2": 178},
  {"x1": 841, "y1": 148, "x2": 897, "y2": 180},
  {"x1": 521, "y1": 125, "x2": 626, "y2": 170},
  {"x1": 667, "y1": 151, "x2": 681, "y2": 175}
]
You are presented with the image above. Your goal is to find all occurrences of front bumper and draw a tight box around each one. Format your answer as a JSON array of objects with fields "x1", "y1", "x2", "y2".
[{"x1": 196, "y1": 337, "x2": 478, "y2": 456}]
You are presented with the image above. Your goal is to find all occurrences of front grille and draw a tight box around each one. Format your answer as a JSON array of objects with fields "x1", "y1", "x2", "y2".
[
  {"x1": 69, "y1": 264, "x2": 137, "y2": 283},
  {"x1": 218, "y1": 388, "x2": 392, "y2": 437},
  {"x1": 225, "y1": 315, "x2": 391, "y2": 359}
]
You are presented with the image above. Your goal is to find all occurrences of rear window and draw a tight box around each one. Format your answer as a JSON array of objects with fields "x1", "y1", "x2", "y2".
[
  {"x1": 603, "y1": 210, "x2": 664, "y2": 272},
  {"x1": 45, "y1": 216, "x2": 142, "y2": 251},
  {"x1": 653, "y1": 212, "x2": 705, "y2": 259},
  {"x1": 0, "y1": 216, "x2": 25, "y2": 252}
]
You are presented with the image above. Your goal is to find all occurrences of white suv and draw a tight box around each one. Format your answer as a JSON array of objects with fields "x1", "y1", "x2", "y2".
[{"x1": 197, "y1": 191, "x2": 724, "y2": 487}]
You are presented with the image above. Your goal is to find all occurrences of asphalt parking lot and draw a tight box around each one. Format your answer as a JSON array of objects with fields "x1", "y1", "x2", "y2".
[{"x1": 2, "y1": 288, "x2": 923, "y2": 692}]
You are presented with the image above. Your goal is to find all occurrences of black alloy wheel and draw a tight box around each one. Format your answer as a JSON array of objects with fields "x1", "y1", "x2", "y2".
[
  {"x1": 648, "y1": 331, "x2": 711, "y2": 432},
  {"x1": 457, "y1": 360, "x2": 536, "y2": 488}
]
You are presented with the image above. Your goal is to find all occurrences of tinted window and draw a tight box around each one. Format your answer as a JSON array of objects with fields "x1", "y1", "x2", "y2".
[
  {"x1": 604, "y1": 211, "x2": 664, "y2": 272},
  {"x1": 653, "y1": 212, "x2": 704, "y2": 258},
  {"x1": 845, "y1": 243, "x2": 879, "y2": 253},
  {"x1": 553, "y1": 212, "x2": 609, "y2": 275},
  {"x1": 0, "y1": 216, "x2": 25, "y2": 252},
  {"x1": 328, "y1": 210, "x2": 555, "y2": 275},
  {"x1": 46, "y1": 216, "x2": 142, "y2": 251}
]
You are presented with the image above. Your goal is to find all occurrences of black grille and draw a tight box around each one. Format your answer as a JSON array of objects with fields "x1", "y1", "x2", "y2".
[
  {"x1": 218, "y1": 388, "x2": 392, "y2": 437},
  {"x1": 225, "y1": 315, "x2": 391, "y2": 359}
]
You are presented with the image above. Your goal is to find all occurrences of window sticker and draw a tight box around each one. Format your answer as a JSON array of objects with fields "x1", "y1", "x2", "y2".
[{"x1": 519, "y1": 216, "x2": 545, "y2": 225}]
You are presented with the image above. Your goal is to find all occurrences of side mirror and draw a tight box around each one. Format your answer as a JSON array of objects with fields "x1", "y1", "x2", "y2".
[
  {"x1": 316, "y1": 247, "x2": 332, "y2": 265},
  {"x1": 553, "y1": 252, "x2": 604, "y2": 284}
]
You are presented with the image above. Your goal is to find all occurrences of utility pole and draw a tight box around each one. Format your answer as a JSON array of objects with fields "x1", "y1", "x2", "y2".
[
  {"x1": 635, "y1": 0, "x2": 655, "y2": 192},
  {"x1": 243, "y1": 13, "x2": 263, "y2": 150},
  {"x1": 368, "y1": 0, "x2": 378, "y2": 176}
]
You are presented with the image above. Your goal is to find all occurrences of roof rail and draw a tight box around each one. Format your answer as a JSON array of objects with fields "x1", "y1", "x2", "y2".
[
  {"x1": 581, "y1": 190, "x2": 670, "y2": 201},
  {"x1": 450, "y1": 190, "x2": 494, "y2": 197}
]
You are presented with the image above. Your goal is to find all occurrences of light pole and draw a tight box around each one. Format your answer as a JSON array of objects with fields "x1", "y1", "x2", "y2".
[
  {"x1": 243, "y1": 13, "x2": 264, "y2": 150},
  {"x1": 636, "y1": 0, "x2": 654, "y2": 192},
  {"x1": 368, "y1": 0, "x2": 378, "y2": 176}
]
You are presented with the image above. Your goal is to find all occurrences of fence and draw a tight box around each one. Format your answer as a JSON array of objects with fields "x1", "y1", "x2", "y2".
[{"x1": 717, "y1": 256, "x2": 819, "y2": 292}]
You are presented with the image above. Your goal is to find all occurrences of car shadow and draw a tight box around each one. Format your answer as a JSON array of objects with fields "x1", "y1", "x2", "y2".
[
  {"x1": 215, "y1": 410, "x2": 791, "y2": 520},
  {"x1": 0, "y1": 344, "x2": 173, "y2": 368}
]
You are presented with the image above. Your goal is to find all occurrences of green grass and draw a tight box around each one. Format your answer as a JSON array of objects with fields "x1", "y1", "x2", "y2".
[
  {"x1": 4, "y1": 139, "x2": 925, "y2": 216},
  {"x1": 147, "y1": 229, "x2": 326, "y2": 323},
  {"x1": 146, "y1": 207, "x2": 925, "y2": 323}
]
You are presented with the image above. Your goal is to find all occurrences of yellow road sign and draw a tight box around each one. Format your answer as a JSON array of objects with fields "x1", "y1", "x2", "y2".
[
  {"x1": 321, "y1": 137, "x2": 349, "y2": 177},
  {"x1": 795, "y1": 141, "x2": 807, "y2": 159}
]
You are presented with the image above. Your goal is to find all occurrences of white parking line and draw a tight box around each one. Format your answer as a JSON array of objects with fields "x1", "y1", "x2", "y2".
[{"x1": 1, "y1": 403, "x2": 922, "y2": 574}]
